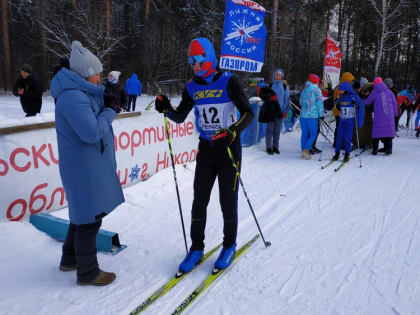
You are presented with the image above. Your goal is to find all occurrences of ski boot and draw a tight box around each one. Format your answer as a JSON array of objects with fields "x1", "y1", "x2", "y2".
[
  {"x1": 343, "y1": 153, "x2": 350, "y2": 162},
  {"x1": 332, "y1": 152, "x2": 340, "y2": 161},
  {"x1": 178, "y1": 249, "x2": 203, "y2": 276},
  {"x1": 312, "y1": 146, "x2": 322, "y2": 154},
  {"x1": 213, "y1": 244, "x2": 236, "y2": 273},
  {"x1": 266, "y1": 148, "x2": 274, "y2": 155}
]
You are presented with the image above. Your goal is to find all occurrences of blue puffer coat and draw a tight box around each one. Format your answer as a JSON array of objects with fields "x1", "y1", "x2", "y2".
[
  {"x1": 50, "y1": 68, "x2": 125, "y2": 224},
  {"x1": 299, "y1": 81, "x2": 324, "y2": 119},
  {"x1": 125, "y1": 74, "x2": 142, "y2": 95}
]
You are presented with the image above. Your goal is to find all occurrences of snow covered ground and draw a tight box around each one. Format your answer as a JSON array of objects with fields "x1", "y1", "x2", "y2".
[{"x1": 1, "y1": 95, "x2": 420, "y2": 315}]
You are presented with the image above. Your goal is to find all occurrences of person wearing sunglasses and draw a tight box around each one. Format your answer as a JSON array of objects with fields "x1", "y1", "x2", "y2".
[{"x1": 155, "y1": 37, "x2": 254, "y2": 273}]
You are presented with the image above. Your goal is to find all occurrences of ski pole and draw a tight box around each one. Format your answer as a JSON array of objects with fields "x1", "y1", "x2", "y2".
[
  {"x1": 318, "y1": 118, "x2": 331, "y2": 161},
  {"x1": 157, "y1": 95, "x2": 189, "y2": 254},
  {"x1": 320, "y1": 118, "x2": 335, "y2": 135},
  {"x1": 226, "y1": 146, "x2": 271, "y2": 248},
  {"x1": 353, "y1": 103, "x2": 362, "y2": 168}
]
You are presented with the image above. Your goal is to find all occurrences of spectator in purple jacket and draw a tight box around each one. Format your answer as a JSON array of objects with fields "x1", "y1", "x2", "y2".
[{"x1": 363, "y1": 77, "x2": 398, "y2": 155}]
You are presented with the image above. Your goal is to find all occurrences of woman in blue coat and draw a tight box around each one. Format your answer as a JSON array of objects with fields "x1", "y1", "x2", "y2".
[
  {"x1": 264, "y1": 69, "x2": 290, "y2": 154},
  {"x1": 51, "y1": 41, "x2": 124, "y2": 286}
]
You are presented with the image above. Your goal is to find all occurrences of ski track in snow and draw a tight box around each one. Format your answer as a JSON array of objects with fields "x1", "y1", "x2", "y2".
[{"x1": 1, "y1": 101, "x2": 420, "y2": 315}]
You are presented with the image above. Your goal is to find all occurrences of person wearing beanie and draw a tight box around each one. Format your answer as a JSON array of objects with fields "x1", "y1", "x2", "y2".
[
  {"x1": 12, "y1": 64, "x2": 44, "y2": 117},
  {"x1": 299, "y1": 74, "x2": 324, "y2": 160},
  {"x1": 105, "y1": 71, "x2": 127, "y2": 112},
  {"x1": 305, "y1": 73, "x2": 323, "y2": 154},
  {"x1": 373, "y1": 77, "x2": 383, "y2": 85},
  {"x1": 332, "y1": 82, "x2": 365, "y2": 162},
  {"x1": 360, "y1": 77, "x2": 368, "y2": 89},
  {"x1": 154, "y1": 37, "x2": 254, "y2": 273},
  {"x1": 363, "y1": 77, "x2": 398, "y2": 155},
  {"x1": 50, "y1": 40, "x2": 124, "y2": 286},
  {"x1": 125, "y1": 73, "x2": 142, "y2": 111}
]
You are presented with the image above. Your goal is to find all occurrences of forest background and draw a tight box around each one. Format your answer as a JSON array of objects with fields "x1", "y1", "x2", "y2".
[{"x1": 1, "y1": 0, "x2": 419, "y2": 93}]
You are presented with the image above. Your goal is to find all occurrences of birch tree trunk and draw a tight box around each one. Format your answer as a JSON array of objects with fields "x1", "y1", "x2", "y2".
[{"x1": 105, "y1": 0, "x2": 111, "y2": 67}]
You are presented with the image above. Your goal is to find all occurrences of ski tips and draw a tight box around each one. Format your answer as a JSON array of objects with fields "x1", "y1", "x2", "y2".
[{"x1": 212, "y1": 268, "x2": 221, "y2": 275}]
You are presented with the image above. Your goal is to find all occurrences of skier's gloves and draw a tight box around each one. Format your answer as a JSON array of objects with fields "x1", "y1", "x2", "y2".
[
  {"x1": 104, "y1": 93, "x2": 121, "y2": 113},
  {"x1": 319, "y1": 116, "x2": 324, "y2": 121},
  {"x1": 211, "y1": 128, "x2": 236, "y2": 147},
  {"x1": 155, "y1": 95, "x2": 172, "y2": 113}
]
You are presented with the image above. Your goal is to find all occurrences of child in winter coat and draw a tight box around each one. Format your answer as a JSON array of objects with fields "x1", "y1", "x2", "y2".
[
  {"x1": 332, "y1": 82, "x2": 365, "y2": 162},
  {"x1": 154, "y1": 38, "x2": 254, "y2": 273}
]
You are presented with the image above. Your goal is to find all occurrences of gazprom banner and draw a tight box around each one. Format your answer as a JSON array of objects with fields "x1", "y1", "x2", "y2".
[{"x1": 220, "y1": 0, "x2": 267, "y2": 73}]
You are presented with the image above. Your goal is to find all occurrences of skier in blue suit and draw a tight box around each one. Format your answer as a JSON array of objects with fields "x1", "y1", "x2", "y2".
[
  {"x1": 332, "y1": 82, "x2": 365, "y2": 162},
  {"x1": 154, "y1": 38, "x2": 254, "y2": 273}
]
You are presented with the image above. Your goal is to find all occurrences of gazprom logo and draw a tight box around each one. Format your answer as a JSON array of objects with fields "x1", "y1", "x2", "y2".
[{"x1": 220, "y1": 57, "x2": 258, "y2": 72}]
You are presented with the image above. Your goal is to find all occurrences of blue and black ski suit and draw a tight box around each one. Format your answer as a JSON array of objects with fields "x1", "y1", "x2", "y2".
[
  {"x1": 165, "y1": 70, "x2": 254, "y2": 250},
  {"x1": 335, "y1": 82, "x2": 365, "y2": 154}
]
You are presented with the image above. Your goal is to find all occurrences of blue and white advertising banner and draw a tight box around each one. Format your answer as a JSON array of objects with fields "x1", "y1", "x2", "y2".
[{"x1": 220, "y1": 0, "x2": 267, "y2": 73}]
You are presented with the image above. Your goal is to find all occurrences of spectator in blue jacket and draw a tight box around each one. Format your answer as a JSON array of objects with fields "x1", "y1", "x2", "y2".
[
  {"x1": 125, "y1": 73, "x2": 142, "y2": 111},
  {"x1": 299, "y1": 74, "x2": 324, "y2": 159},
  {"x1": 50, "y1": 41, "x2": 124, "y2": 286}
]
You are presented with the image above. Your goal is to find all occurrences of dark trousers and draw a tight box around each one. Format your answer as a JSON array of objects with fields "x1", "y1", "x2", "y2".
[
  {"x1": 61, "y1": 220, "x2": 102, "y2": 282},
  {"x1": 373, "y1": 137, "x2": 393, "y2": 153},
  {"x1": 333, "y1": 115, "x2": 339, "y2": 146},
  {"x1": 398, "y1": 105, "x2": 413, "y2": 127},
  {"x1": 127, "y1": 95, "x2": 137, "y2": 111},
  {"x1": 190, "y1": 140, "x2": 241, "y2": 250}
]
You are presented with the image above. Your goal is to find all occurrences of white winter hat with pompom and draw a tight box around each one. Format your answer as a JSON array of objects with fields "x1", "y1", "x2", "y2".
[
  {"x1": 70, "y1": 41, "x2": 103, "y2": 78},
  {"x1": 108, "y1": 71, "x2": 121, "y2": 81}
]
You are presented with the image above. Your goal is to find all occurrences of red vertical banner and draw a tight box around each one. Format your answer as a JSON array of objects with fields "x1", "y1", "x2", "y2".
[{"x1": 323, "y1": 34, "x2": 342, "y2": 89}]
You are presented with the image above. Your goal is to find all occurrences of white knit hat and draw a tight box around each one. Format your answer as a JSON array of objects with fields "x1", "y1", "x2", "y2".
[
  {"x1": 108, "y1": 71, "x2": 121, "y2": 82},
  {"x1": 70, "y1": 41, "x2": 103, "y2": 78}
]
